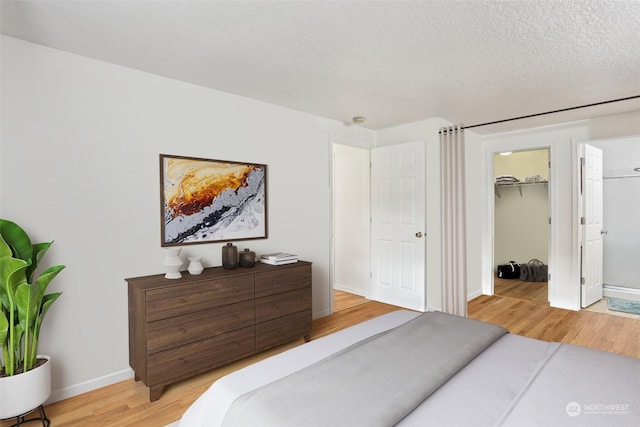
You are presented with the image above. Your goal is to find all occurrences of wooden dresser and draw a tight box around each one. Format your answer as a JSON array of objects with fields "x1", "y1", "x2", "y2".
[{"x1": 126, "y1": 261, "x2": 312, "y2": 401}]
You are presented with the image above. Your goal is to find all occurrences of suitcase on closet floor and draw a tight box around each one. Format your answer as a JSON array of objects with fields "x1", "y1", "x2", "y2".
[
  {"x1": 497, "y1": 261, "x2": 520, "y2": 279},
  {"x1": 520, "y1": 259, "x2": 548, "y2": 282}
]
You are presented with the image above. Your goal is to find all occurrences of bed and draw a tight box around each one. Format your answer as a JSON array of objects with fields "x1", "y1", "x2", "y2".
[{"x1": 178, "y1": 310, "x2": 640, "y2": 426}]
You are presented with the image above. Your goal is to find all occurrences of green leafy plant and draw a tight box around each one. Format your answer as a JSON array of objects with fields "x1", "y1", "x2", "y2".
[{"x1": 0, "y1": 219, "x2": 63, "y2": 376}]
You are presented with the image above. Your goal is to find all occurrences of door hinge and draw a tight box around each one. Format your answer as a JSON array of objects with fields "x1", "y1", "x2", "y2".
[
  {"x1": 580, "y1": 217, "x2": 585, "y2": 225},
  {"x1": 548, "y1": 217, "x2": 551, "y2": 225},
  {"x1": 581, "y1": 277, "x2": 585, "y2": 285},
  {"x1": 548, "y1": 160, "x2": 551, "y2": 169},
  {"x1": 580, "y1": 157, "x2": 585, "y2": 166},
  {"x1": 548, "y1": 273, "x2": 551, "y2": 281}
]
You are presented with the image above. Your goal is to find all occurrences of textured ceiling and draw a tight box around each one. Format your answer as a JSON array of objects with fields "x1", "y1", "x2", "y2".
[{"x1": 2, "y1": 0, "x2": 640, "y2": 132}]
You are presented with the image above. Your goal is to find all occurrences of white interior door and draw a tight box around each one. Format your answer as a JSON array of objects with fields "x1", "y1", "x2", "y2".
[
  {"x1": 370, "y1": 141, "x2": 426, "y2": 311},
  {"x1": 581, "y1": 144, "x2": 604, "y2": 308}
]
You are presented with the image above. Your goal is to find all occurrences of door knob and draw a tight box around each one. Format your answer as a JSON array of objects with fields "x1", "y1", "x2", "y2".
[
  {"x1": 415, "y1": 232, "x2": 423, "y2": 238},
  {"x1": 600, "y1": 230, "x2": 608, "y2": 235}
]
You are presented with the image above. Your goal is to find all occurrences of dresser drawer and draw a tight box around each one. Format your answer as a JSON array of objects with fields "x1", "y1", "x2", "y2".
[
  {"x1": 255, "y1": 287, "x2": 312, "y2": 323},
  {"x1": 145, "y1": 275, "x2": 254, "y2": 321},
  {"x1": 146, "y1": 300, "x2": 255, "y2": 354},
  {"x1": 147, "y1": 326, "x2": 256, "y2": 386},
  {"x1": 255, "y1": 265, "x2": 311, "y2": 298},
  {"x1": 256, "y1": 310, "x2": 311, "y2": 352}
]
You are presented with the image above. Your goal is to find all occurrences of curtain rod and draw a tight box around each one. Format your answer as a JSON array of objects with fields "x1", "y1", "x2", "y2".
[{"x1": 458, "y1": 94, "x2": 640, "y2": 131}]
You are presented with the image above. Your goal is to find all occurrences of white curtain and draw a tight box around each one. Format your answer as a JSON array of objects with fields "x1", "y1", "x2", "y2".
[{"x1": 440, "y1": 125, "x2": 467, "y2": 316}]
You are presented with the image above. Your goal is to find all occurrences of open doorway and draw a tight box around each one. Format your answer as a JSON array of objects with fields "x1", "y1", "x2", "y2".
[
  {"x1": 493, "y1": 148, "x2": 550, "y2": 303},
  {"x1": 331, "y1": 143, "x2": 370, "y2": 313},
  {"x1": 331, "y1": 140, "x2": 427, "y2": 313},
  {"x1": 580, "y1": 136, "x2": 640, "y2": 320}
]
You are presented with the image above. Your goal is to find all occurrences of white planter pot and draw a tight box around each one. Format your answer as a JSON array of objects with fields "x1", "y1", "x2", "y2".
[{"x1": 0, "y1": 355, "x2": 51, "y2": 419}]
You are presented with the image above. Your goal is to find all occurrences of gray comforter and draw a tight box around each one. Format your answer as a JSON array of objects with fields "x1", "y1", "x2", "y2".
[{"x1": 222, "y1": 311, "x2": 507, "y2": 427}]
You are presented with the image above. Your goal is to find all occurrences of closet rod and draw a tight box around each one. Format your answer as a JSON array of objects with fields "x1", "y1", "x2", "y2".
[
  {"x1": 603, "y1": 174, "x2": 640, "y2": 180},
  {"x1": 462, "y1": 94, "x2": 640, "y2": 130}
]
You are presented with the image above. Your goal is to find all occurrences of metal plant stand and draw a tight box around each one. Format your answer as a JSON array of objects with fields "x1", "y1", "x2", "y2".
[{"x1": 1, "y1": 405, "x2": 50, "y2": 427}]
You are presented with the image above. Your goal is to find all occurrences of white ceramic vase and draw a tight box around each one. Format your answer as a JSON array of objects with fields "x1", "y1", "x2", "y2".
[
  {"x1": 188, "y1": 256, "x2": 204, "y2": 275},
  {"x1": 0, "y1": 355, "x2": 51, "y2": 419},
  {"x1": 163, "y1": 247, "x2": 183, "y2": 279}
]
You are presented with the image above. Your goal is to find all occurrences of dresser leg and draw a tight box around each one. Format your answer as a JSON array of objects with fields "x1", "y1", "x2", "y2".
[
  {"x1": 304, "y1": 333, "x2": 311, "y2": 342},
  {"x1": 149, "y1": 385, "x2": 165, "y2": 402}
]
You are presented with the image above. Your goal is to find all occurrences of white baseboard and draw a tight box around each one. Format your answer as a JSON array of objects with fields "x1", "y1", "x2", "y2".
[
  {"x1": 603, "y1": 285, "x2": 640, "y2": 302},
  {"x1": 467, "y1": 288, "x2": 483, "y2": 301},
  {"x1": 333, "y1": 284, "x2": 365, "y2": 296},
  {"x1": 313, "y1": 308, "x2": 331, "y2": 319},
  {"x1": 47, "y1": 368, "x2": 134, "y2": 404}
]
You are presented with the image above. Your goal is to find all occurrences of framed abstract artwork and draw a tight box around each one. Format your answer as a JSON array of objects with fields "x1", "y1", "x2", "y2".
[{"x1": 160, "y1": 154, "x2": 268, "y2": 246}]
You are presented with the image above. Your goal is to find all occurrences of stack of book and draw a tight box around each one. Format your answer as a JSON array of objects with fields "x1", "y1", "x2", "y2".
[{"x1": 260, "y1": 253, "x2": 298, "y2": 265}]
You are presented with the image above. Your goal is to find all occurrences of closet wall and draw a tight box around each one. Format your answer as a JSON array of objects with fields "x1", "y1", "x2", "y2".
[{"x1": 494, "y1": 149, "x2": 549, "y2": 271}]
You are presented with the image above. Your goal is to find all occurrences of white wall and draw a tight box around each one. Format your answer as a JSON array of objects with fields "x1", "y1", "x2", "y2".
[
  {"x1": 479, "y1": 111, "x2": 640, "y2": 310},
  {"x1": 463, "y1": 130, "x2": 485, "y2": 302},
  {"x1": 0, "y1": 36, "x2": 375, "y2": 401},
  {"x1": 332, "y1": 143, "x2": 370, "y2": 296}
]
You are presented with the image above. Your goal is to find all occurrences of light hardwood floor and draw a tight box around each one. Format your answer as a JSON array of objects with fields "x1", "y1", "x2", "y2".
[
  {"x1": 493, "y1": 275, "x2": 640, "y2": 320},
  {"x1": 333, "y1": 289, "x2": 368, "y2": 311},
  {"x1": 494, "y1": 275, "x2": 548, "y2": 303},
  {"x1": 3, "y1": 292, "x2": 638, "y2": 427},
  {"x1": 470, "y1": 294, "x2": 640, "y2": 359}
]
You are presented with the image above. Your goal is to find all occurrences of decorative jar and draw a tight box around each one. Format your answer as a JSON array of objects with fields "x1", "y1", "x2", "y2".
[
  {"x1": 188, "y1": 256, "x2": 204, "y2": 275},
  {"x1": 239, "y1": 248, "x2": 256, "y2": 267},
  {"x1": 163, "y1": 247, "x2": 183, "y2": 279},
  {"x1": 222, "y1": 243, "x2": 238, "y2": 270}
]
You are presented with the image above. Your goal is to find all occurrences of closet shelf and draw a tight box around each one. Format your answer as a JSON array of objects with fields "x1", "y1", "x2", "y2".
[{"x1": 495, "y1": 181, "x2": 548, "y2": 198}]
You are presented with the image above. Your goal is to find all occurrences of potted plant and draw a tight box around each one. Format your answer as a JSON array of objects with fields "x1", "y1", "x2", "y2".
[{"x1": 0, "y1": 219, "x2": 64, "y2": 419}]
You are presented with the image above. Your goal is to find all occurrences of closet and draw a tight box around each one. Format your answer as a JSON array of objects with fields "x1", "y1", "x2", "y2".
[{"x1": 493, "y1": 149, "x2": 549, "y2": 302}]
